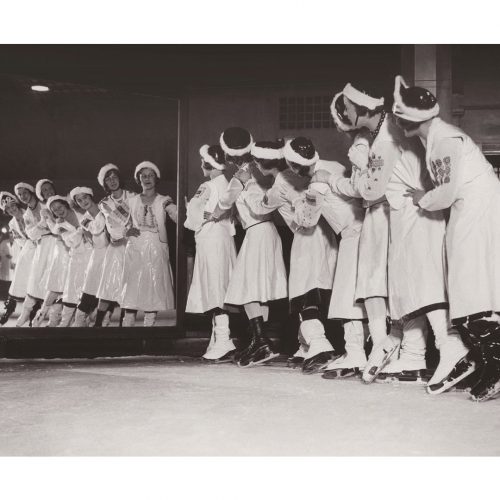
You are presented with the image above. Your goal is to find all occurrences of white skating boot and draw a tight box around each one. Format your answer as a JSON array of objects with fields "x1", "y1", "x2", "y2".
[
  {"x1": 301, "y1": 319, "x2": 339, "y2": 374},
  {"x1": 428, "y1": 327, "x2": 473, "y2": 394},
  {"x1": 73, "y1": 309, "x2": 88, "y2": 327},
  {"x1": 58, "y1": 306, "x2": 75, "y2": 327},
  {"x1": 122, "y1": 311, "x2": 136, "y2": 327},
  {"x1": 143, "y1": 312, "x2": 157, "y2": 327},
  {"x1": 32, "y1": 305, "x2": 49, "y2": 328},
  {"x1": 287, "y1": 323, "x2": 309, "y2": 368},
  {"x1": 102, "y1": 310, "x2": 113, "y2": 327},
  {"x1": 48, "y1": 303, "x2": 63, "y2": 327},
  {"x1": 202, "y1": 314, "x2": 236, "y2": 363},
  {"x1": 16, "y1": 296, "x2": 38, "y2": 327},
  {"x1": 377, "y1": 316, "x2": 428, "y2": 384},
  {"x1": 323, "y1": 321, "x2": 367, "y2": 379}
]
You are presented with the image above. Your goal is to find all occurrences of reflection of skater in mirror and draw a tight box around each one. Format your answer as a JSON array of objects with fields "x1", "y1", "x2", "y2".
[{"x1": 120, "y1": 161, "x2": 177, "y2": 327}]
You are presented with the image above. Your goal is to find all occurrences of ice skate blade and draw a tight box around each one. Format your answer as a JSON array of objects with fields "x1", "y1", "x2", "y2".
[
  {"x1": 362, "y1": 344, "x2": 399, "y2": 384},
  {"x1": 287, "y1": 356, "x2": 304, "y2": 369},
  {"x1": 427, "y1": 356, "x2": 477, "y2": 395},
  {"x1": 302, "y1": 352, "x2": 340, "y2": 375},
  {"x1": 201, "y1": 350, "x2": 237, "y2": 364},
  {"x1": 376, "y1": 370, "x2": 428, "y2": 385},
  {"x1": 470, "y1": 382, "x2": 500, "y2": 402},
  {"x1": 238, "y1": 351, "x2": 279, "y2": 368},
  {"x1": 322, "y1": 367, "x2": 361, "y2": 379}
]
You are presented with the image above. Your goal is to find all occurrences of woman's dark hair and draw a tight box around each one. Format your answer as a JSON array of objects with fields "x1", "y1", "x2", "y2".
[
  {"x1": 225, "y1": 152, "x2": 252, "y2": 166},
  {"x1": 50, "y1": 198, "x2": 71, "y2": 212},
  {"x1": 252, "y1": 139, "x2": 287, "y2": 172}
]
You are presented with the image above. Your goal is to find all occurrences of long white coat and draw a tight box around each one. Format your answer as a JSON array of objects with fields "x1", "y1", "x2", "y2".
[
  {"x1": 385, "y1": 146, "x2": 448, "y2": 321},
  {"x1": 418, "y1": 117, "x2": 500, "y2": 320},
  {"x1": 8, "y1": 216, "x2": 36, "y2": 298},
  {"x1": 185, "y1": 174, "x2": 237, "y2": 313}
]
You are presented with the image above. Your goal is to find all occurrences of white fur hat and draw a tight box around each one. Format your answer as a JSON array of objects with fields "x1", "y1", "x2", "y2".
[
  {"x1": 283, "y1": 139, "x2": 319, "y2": 167},
  {"x1": 135, "y1": 161, "x2": 161, "y2": 181},
  {"x1": 46, "y1": 195, "x2": 69, "y2": 211},
  {"x1": 0, "y1": 191, "x2": 19, "y2": 212},
  {"x1": 330, "y1": 92, "x2": 355, "y2": 132},
  {"x1": 251, "y1": 140, "x2": 284, "y2": 160},
  {"x1": 35, "y1": 178, "x2": 54, "y2": 201},
  {"x1": 392, "y1": 75, "x2": 440, "y2": 122},
  {"x1": 199, "y1": 144, "x2": 225, "y2": 170},
  {"x1": 219, "y1": 127, "x2": 253, "y2": 157},
  {"x1": 343, "y1": 83, "x2": 385, "y2": 110},
  {"x1": 14, "y1": 182, "x2": 35, "y2": 197},
  {"x1": 69, "y1": 186, "x2": 94, "y2": 203},
  {"x1": 97, "y1": 163, "x2": 120, "y2": 188}
]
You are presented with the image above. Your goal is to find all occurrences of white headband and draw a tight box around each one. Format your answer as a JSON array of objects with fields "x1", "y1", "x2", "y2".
[
  {"x1": 343, "y1": 83, "x2": 385, "y2": 110},
  {"x1": 251, "y1": 143, "x2": 284, "y2": 160},
  {"x1": 14, "y1": 182, "x2": 35, "y2": 196},
  {"x1": 283, "y1": 140, "x2": 319, "y2": 167},
  {"x1": 47, "y1": 195, "x2": 69, "y2": 210},
  {"x1": 199, "y1": 145, "x2": 225, "y2": 170},
  {"x1": 35, "y1": 178, "x2": 54, "y2": 201},
  {"x1": 98, "y1": 164, "x2": 120, "y2": 188},
  {"x1": 135, "y1": 161, "x2": 161, "y2": 180},
  {"x1": 392, "y1": 75, "x2": 440, "y2": 122},
  {"x1": 219, "y1": 132, "x2": 253, "y2": 157},
  {"x1": 330, "y1": 92, "x2": 355, "y2": 132},
  {"x1": 69, "y1": 186, "x2": 94, "y2": 203}
]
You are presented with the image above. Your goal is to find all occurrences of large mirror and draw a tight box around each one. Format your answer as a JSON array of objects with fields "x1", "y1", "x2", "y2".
[{"x1": 0, "y1": 72, "x2": 179, "y2": 329}]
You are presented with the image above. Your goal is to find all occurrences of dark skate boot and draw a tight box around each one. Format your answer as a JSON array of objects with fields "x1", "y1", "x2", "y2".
[
  {"x1": 238, "y1": 317, "x2": 279, "y2": 368},
  {"x1": 28, "y1": 300, "x2": 42, "y2": 327},
  {"x1": 469, "y1": 324, "x2": 500, "y2": 402},
  {"x1": 0, "y1": 296, "x2": 18, "y2": 325}
]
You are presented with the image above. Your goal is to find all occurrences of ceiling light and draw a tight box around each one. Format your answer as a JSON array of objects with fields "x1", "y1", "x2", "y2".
[{"x1": 31, "y1": 85, "x2": 50, "y2": 92}]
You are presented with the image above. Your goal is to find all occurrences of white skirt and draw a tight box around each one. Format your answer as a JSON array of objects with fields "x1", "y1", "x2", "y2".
[
  {"x1": 96, "y1": 241, "x2": 127, "y2": 303},
  {"x1": 63, "y1": 246, "x2": 92, "y2": 305},
  {"x1": 355, "y1": 201, "x2": 390, "y2": 302},
  {"x1": 9, "y1": 240, "x2": 36, "y2": 299},
  {"x1": 121, "y1": 232, "x2": 175, "y2": 312},
  {"x1": 186, "y1": 223, "x2": 237, "y2": 313},
  {"x1": 289, "y1": 218, "x2": 338, "y2": 300},
  {"x1": 27, "y1": 235, "x2": 57, "y2": 300},
  {"x1": 45, "y1": 238, "x2": 70, "y2": 293},
  {"x1": 225, "y1": 221, "x2": 287, "y2": 305},
  {"x1": 328, "y1": 228, "x2": 366, "y2": 320},
  {"x1": 82, "y1": 246, "x2": 108, "y2": 297},
  {"x1": 446, "y1": 171, "x2": 500, "y2": 320},
  {"x1": 388, "y1": 202, "x2": 448, "y2": 321}
]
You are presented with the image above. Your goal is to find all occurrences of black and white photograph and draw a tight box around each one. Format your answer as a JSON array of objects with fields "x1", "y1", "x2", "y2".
[{"x1": 1, "y1": 3, "x2": 500, "y2": 498}]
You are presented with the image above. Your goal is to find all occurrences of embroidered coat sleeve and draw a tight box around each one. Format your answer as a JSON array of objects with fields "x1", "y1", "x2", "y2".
[
  {"x1": 418, "y1": 138, "x2": 462, "y2": 211},
  {"x1": 184, "y1": 183, "x2": 211, "y2": 231},
  {"x1": 355, "y1": 141, "x2": 400, "y2": 201},
  {"x1": 24, "y1": 211, "x2": 48, "y2": 241}
]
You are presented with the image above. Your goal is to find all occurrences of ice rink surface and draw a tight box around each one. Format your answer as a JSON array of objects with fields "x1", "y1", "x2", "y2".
[{"x1": 0, "y1": 356, "x2": 499, "y2": 456}]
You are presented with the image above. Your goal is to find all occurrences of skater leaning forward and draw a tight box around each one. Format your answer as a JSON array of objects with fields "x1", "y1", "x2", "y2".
[
  {"x1": 214, "y1": 130, "x2": 288, "y2": 368},
  {"x1": 394, "y1": 75, "x2": 500, "y2": 402}
]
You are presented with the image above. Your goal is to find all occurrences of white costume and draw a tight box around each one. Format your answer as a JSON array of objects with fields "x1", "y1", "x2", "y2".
[
  {"x1": 418, "y1": 117, "x2": 500, "y2": 320},
  {"x1": 185, "y1": 174, "x2": 237, "y2": 313},
  {"x1": 248, "y1": 166, "x2": 338, "y2": 302},
  {"x1": 80, "y1": 211, "x2": 109, "y2": 297},
  {"x1": 224, "y1": 175, "x2": 287, "y2": 306},
  {"x1": 58, "y1": 216, "x2": 93, "y2": 305},
  {"x1": 121, "y1": 194, "x2": 175, "y2": 312},
  {"x1": 24, "y1": 202, "x2": 57, "y2": 300},
  {"x1": 385, "y1": 145, "x2": 448, "y2": 321},
  {"x1": 96, "y1": 190, "x2": 134, "y2": 303},
  {"x1": 8, "y1": 216, "x2": 35, "y2": 299},
  {"x1": 43, "y1": 210, "x2": 70, "y2": 295}
]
